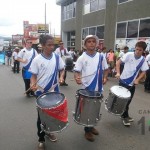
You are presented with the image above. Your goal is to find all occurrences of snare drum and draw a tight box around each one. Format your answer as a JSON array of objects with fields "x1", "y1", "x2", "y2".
[
  {"x1": 105, "y1": 85, "x2": 131, "y2": 115},
  {"x1": 36, "y1": 92, "x2": 69, "y2": 133},
  {"x1": 73, "y1": 89, "x2": 103, "y2": 127}
]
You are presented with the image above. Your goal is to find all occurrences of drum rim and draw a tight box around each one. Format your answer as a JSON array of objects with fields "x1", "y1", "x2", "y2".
[
  {"x1": 77, "y1": 89, "x2": 102, "y2": 98},
  {"x1": 36, "y1": 92, "x2": 65, "y2": 109},
  {"x1": 110, "y1": 85, "x2": 131, "y2": 98}
]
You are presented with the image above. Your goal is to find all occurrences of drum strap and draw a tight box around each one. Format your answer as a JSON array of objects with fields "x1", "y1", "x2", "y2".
[
  {"x1": 85, "y1": 54, "x2": 103, "y2": 92},
  {"x1": 121, "y1": 57, "x2": 145, "y2": 85},
  {"x1": 44, "y1": 54, "x2": 59, "y2": 92},
  {"x1": 23, "y1": 48, "x2": 35, "y2": 70}
]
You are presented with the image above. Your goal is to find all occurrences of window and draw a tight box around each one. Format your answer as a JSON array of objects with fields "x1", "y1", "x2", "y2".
[
  {"x1": 67, "y1": 31, "x2": 76, "y2": 49},
  {"x1": 83, "y1": 0, "x2": 106, "y2": 14},
  {"x1": 82, "y1": 25, "x2": 105, "y2": 40},
  {"x1": 118, "y1": 0, "x2": 133, "y2": 4},
  {"x1": 139, "y1": 19, "x2": 150, "y2": 37},
  {"x1": 63, "y1": 2, "x2": 76, "y2": 21},
  {"x1": 90, "y1": 0, "x2": 98, "y2": 12},
  {"x1": 89, "y1": 27, "x2": 96, "y2": 35},
  {"x1": 127, "y1": 21, "x2": 139, "y2": 38},
  {"x1": 119, "y1": 0, "x2": 128, "y2": 3},
  {"x1": 96, "y1": 26, "x2": 104, "y2": 39},
  {"x1": 82, "y1": 28, "x2": 89, "y2": 40},
  {"x1": 116, "y1": 22, "x2": 127, "y2": 38},
  {"x1": 99, "y1": 0, "x2": 106, "y2": 10}
]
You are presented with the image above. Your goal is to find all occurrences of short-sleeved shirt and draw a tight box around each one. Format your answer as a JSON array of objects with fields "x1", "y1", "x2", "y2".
[
  {"x1": 74, "y1": 52, "x2": 108, "y2": 92},
  {"x1": 18, "y1": 48, "x2": 38, "y2": 68},
  {"x1": 146, "y1": 54, "x2": 150, "y2": 66},
  {"x1": 12, "y1": 51, "x2": 18, "y2": 60},
  {"x1": 29, "y1": 53, "x2": 65, "y2": 95},
  {"x1": 120, "y1": 52, "x2": 149, "y2": 86},
  {"x1": 55, "y1": 47, "x2": 69, "y2": 57}
]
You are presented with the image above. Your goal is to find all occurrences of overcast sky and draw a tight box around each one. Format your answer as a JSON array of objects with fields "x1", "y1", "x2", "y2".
[{"x1": 0, "y1": 0, "x2": 61, "y2": 37}]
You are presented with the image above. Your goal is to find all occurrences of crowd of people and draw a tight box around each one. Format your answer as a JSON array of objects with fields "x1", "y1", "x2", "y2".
[{"x1": 2, "y1": 34, "x2": 150, "y2": 150}]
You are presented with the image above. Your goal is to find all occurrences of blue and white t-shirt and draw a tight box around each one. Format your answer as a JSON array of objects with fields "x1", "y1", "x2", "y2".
[
  {"x1": 18, "y1": 48, "x2": 38, "y2": 69},
  {"x1": 29, "y1": 53, "x2": 65, "y2": 96},
  {"x1": 120, "y1": 52, "x2": 149, "y2": 86},
  {"x1": 74, "y1": 52, "x2": 108, "y2": 92}
]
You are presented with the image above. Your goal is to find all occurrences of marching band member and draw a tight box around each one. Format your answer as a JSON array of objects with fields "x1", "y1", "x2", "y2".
[
  {"x1": 74, "y1": 35, "x2": 108, "y2": 142},
  {"x1": 55, "y1": 41, "x2": 70, "y2": 86},
  {"x1": 29, "y1": 35, "x2": 65, "y2": 150},
  {"x1": 144, "y1": 52, "x2": 150, "y2": 92},
  {"x1": 17, "y1": 38, "x2": 38, "y2": 97},
  {"x1": 116, "y1": 41, "x2": 149, "y2": 126}
]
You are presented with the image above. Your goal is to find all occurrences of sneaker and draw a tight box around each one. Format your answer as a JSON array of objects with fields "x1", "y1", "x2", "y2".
[
  {"x1": 127, "y1": 116, "x2": 134, "y2": 122},
  {"x1": 45, "y1": 133, "x2": 57, "y2": 142},
  {"x1": 122, "y1": 118, "x2": 131, "y2": 126},
  {"x1": 37, "y1": 142, "x2": 45, "y2": 150},
  {"x1": 85, "y1": 132, "x2": 95, "y2": 142},
  {"x1": 91, "y1": 128, "x2": 99, "y2": 135}
]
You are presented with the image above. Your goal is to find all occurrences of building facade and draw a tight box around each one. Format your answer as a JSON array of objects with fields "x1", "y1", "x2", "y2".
[{"x1": 56, "y1": 0, "x2": 150, "y2": 52}]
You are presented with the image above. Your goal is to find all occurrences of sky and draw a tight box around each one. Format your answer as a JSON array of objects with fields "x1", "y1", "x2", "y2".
[{"x1": 0, "y1": 0, "x2": 61, "y2": 37}]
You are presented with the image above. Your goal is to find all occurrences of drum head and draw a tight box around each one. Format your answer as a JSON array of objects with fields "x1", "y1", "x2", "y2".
[
  {"x1": 78, "y1": 89, "x2": 101, "y2": 98},
  {"x1": 37, "y1": 92, "x2": 65, "y2": 109},
  {"x1": 110, "y1": 85, "x2": 131, "y2": 98}
]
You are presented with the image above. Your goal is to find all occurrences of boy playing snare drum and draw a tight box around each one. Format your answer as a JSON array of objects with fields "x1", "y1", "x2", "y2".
[
  {"x1": 29, "y1": 35, "x2": 65, "y2": 150},
  {"x1": 74, "y1": 35, "x2": 108, "y2": 142}
]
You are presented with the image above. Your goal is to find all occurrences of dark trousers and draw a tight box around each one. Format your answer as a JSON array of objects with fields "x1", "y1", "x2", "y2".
[
  {"x1": 119, "y1": 82, "x2": 135, "y2": 118},
  {"x1": 144, "y1": 69, "x2": 150, "y2": 90},
  {"x1": 120, "y1": 64, "x2": 124, "y2": 74},
  {"x1": 37, "y1": 112, "x2": 45, "y2": 142},
  {"x1": 84, "y1": 127, "x2": 94, "y2": 133},
  {"x1": 13, "y1": 60, "x2": 20, "y2": 73}
]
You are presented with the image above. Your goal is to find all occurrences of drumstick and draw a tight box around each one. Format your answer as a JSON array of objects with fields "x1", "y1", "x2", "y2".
[
  {"x1": 24, "y1": 74, "x2": 44, "y2": 94},
  {"x1": 70, "y1": 72, "x2": 96, "y2": 81}
]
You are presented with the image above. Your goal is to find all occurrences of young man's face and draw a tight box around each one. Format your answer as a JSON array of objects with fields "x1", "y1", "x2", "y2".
[
  {"x1": 43, "y1": 39, "x2": 54, "y2": 54},
  {"x1": 85, "y1": 38, "x2": 96, "y2": 51},
  {"x1": 26, "y1": 40, "x2": 32, "y2": 49},
  {"x1": 134, "y1": 46, "x2": 144, "y2": 57}
]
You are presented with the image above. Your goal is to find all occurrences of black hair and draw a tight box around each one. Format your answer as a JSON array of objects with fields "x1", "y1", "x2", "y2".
[
  {"x1": 135, "y1": 41, "x2": 147, "y2": 51},
  {"x1": 39, "y1": 34, "x2": 54, "y2": 46}
]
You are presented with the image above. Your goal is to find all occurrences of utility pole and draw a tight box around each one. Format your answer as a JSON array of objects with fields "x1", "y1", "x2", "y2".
[{"x1": 45, "y1": 3, "x2": 47, "y2": 35}]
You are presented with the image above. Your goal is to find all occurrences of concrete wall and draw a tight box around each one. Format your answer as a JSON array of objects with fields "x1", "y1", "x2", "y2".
[{"x1": 58, "y1": 0, "x2": 150, "y2": 51}]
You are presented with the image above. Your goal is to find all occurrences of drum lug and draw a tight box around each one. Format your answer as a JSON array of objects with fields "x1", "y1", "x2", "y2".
[
  {"x1": 87, "y1": 119, "x2": 90, "y2": 125},
  {"x1": 40, "y1": 123, "x2": 46, "y2": 132},
  {"x1": 72, "y1": 111, "x2": 75, "y2": 115}
]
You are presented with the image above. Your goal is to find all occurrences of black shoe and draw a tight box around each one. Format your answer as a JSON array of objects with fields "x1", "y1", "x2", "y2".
[{"x1": 63, "y1": 83, "x2": 68, "y2": 86}]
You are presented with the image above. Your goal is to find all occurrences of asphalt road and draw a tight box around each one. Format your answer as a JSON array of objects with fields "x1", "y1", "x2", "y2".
[{"x1": 0, "y1": 65, "x2": 149, "y2": 150}]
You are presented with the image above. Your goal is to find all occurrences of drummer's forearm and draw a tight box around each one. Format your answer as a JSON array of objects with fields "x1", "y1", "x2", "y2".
[
  {"x1": 103, "y1": 69, "x2": 108, "y2": 79},
  {"x1": 59, "y1": 69, "x2": 65, "y2": 79},
  {"x1": 116, "y1": 59, "x2": 121, "y2": 74},
  {"x1": 30, "y1": 74, "x2": 37, "y2": 86}
]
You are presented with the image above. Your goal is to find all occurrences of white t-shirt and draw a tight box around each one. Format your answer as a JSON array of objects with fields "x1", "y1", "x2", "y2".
[
  {"x1": 29, "y1": 53, "x2": 65, "y2": 94},
  {"x1": 55, "y1": 47, "x2": 69, "y2": 57},
  {"x1": 119, "y1": 51, "x2": 125, "y2": 58},
  {"x1": 74, "y1": 52, "x2": 108, "y2": 92},
  {"x1": 146, "y1": 54, "x2": 150, "y2": 66},
  {"x1": 120, "y1": 52, "x2": 149, "y2": 86},
  {"x1": 18, "y1": 48, "x2": 38, "y2": 68},
  {"x1": 12, "y1": 51, "x2": 18, "y2": 60}
]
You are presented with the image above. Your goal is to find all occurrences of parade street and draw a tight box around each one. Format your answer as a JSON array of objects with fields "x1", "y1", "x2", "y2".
[{"x1": 0, "y1": 65, "x2": 149, "y2": 150}]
